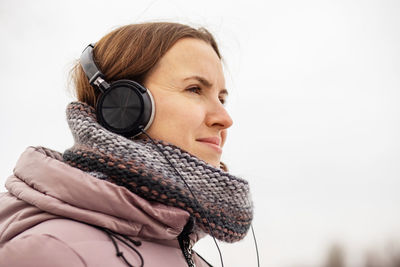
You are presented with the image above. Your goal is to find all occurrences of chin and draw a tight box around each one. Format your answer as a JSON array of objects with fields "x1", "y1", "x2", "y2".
[
  {"x1": 200, "y1": 156, "x2": 220, "y2": 168},
  {"x1": 191, "y1": 148, "x2": 221, "y2": 167}
]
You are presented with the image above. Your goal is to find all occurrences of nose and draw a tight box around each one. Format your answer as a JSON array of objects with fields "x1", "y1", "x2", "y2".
[{"x1": 206, "y1": 100, "x2": 233, "y2": 130}]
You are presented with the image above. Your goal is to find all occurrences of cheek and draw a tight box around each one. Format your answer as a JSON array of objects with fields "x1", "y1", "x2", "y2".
[{"x1": 146, "y1": 96, "x2": 204, "y2": 148}]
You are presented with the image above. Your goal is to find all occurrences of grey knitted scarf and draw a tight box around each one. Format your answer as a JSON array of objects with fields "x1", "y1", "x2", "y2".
[{"x1": 63, "y1": 102, "x2": 253, "y2": 242}]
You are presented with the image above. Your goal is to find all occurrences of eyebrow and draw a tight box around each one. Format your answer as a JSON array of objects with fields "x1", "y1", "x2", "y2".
[{"x1": 183, "y1": 75, "x2": 229, "y2": 96}]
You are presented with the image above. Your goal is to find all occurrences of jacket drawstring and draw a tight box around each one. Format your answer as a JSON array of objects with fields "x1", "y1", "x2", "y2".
[
  {"x1": 95, "y1": 226, "x2": 144, "y2": 267},
  {"x1": 95, "y1": 219, "x2": 214, "y2": 267}
]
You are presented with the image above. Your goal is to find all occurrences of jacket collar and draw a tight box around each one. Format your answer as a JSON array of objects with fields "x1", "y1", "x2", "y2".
[{"x1": 3, "y1": 146, "x2": 194, "y2": 246}]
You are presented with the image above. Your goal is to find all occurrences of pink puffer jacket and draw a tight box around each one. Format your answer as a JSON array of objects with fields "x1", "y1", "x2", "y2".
[{"x1": 0, "y1": 147, "x2": 210, "y2": 267}]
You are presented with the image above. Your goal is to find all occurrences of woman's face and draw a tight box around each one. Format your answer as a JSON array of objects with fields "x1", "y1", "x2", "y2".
[{"x1": 143, "y1": 38, "x2": 233, "y2": 167}]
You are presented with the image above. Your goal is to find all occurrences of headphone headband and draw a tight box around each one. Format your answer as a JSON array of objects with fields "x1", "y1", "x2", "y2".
[{"x1": 80, "y1": 44, "x2": 109, "y2": 92}]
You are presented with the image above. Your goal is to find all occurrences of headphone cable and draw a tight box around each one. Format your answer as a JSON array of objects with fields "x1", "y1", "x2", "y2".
[
  {"x1": 251, "y1": 224, "x2": 260, "y2": 267},
  {"x1": 139, "y1": 128, "x2": 224, "y2": 267}
]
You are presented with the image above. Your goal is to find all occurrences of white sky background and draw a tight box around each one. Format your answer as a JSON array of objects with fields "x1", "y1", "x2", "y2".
[{"x1": 1, "y1": 0, "x2": 400, "y2": 266}]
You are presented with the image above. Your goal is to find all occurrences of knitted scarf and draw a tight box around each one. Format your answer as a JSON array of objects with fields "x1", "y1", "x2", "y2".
[{"x1": 63, "y1": 102, "x2": 253, "y2": 243}]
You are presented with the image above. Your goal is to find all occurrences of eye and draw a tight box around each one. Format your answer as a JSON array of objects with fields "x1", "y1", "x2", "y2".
[
  {"x1": 219, "y1": 98, "x2": 226, "y2": 105},
  {"x1": 186, "y1": 86, "x2": 202, "y2": 94}
]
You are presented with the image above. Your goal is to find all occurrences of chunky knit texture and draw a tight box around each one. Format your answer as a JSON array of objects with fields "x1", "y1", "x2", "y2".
[{"x1": 63, "y1": 102, "x2": 253, "y2": 242}]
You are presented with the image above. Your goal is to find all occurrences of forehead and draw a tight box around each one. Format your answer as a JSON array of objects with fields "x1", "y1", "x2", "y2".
[
  {"x1": 153, "y1": 38, "x2": 225, "y2": 85},
  {"x1": 163, "y1": 38, "x2": 220, "y2": 62}
]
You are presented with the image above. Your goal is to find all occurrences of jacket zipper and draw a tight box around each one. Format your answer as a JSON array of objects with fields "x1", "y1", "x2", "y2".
[{"x1": 178, "y1": 234, "x2": 196, "y2": 267}]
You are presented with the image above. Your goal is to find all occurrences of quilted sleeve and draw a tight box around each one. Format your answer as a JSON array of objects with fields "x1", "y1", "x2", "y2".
[{"x1": 0, "y1": 234, "x2": 87, "y2": 267}]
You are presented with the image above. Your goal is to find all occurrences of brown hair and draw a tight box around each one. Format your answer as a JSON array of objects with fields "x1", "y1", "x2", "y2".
[{"x1": 71, "y1": 22, "x2": 221, "y2": 108}]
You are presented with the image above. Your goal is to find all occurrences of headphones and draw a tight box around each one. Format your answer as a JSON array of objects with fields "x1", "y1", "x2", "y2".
[{"x1": 80, "y1": 44, "x2": 155, "y2": 138}]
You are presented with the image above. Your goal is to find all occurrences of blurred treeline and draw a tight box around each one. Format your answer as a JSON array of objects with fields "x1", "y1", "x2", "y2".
[{"x1": 294, "y1": 242, "x2": 400, "y2": 267}]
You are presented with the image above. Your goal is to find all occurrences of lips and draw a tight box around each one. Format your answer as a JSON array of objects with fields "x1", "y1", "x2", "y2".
[
  {"x1": 196, "y1": 137, "x2": 222, "y2": 153},
  {"x1": 196, "y1": 137, "x2": 221, "y2": 146}
]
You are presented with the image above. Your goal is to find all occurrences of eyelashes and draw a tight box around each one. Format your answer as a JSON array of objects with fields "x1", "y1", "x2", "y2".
[
  {"x1": 186, "y1": 86, "x2": 226, "y2": 105},
  {"x1": 186, "y1": 86, "x2": 202, "y2": 94}
]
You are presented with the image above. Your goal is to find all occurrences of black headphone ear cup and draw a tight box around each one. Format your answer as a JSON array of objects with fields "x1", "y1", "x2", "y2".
[{"x1": 96, "y1": 80, "x2": 155, "y2": 137}]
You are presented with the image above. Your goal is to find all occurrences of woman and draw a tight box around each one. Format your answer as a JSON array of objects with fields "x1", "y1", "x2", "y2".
[{"x1": 0, "y1": 22, "x2": 253, "y2": 266}]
